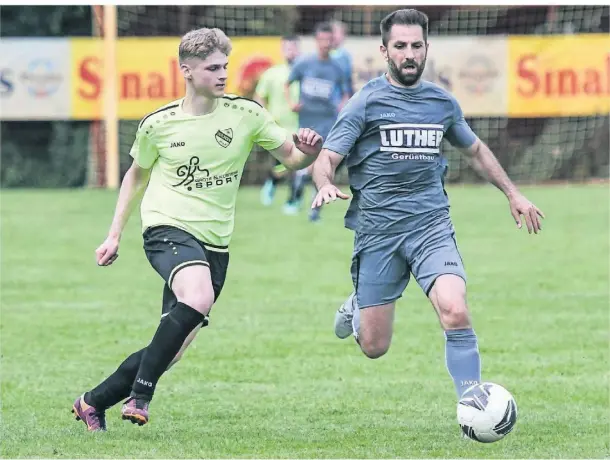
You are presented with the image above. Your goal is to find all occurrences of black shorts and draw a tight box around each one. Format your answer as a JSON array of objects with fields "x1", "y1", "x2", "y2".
[{"x1": 143, "y1": 225, "x2": 230, "y2": 316}]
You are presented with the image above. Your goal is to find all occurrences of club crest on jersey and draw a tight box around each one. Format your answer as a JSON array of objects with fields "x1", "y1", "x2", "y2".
[
  {"x1": 379, "y1": 123, "x2": 444, "y2": 160},
  {"x1": 215, "y1": 128, "x2": 233, "y2": 148}
]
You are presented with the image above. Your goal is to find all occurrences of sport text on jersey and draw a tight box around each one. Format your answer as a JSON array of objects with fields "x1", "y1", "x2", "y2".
[
  {"x1": 173, "y1": 156, "x2": 239, "y2": 192},
  {"x1": 379, "y1": 123, "x2": 444, "y2": 161}
]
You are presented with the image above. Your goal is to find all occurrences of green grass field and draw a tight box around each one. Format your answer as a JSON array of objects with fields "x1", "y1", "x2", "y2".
[{"x1": 1, "y1": 184, "x2": 609, "y2": 459}]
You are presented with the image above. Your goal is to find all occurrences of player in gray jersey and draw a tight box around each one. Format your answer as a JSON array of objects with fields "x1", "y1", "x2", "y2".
[
  {"x1": 284, "y1": 22, "x2": 350, "y2": 220},
  {"x1": 311, "y1": 9, "x2": 545, "y2": 405}
]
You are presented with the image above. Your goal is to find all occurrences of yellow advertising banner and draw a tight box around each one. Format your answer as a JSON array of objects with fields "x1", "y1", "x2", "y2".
[
  {"x1": 70, "y1": 37, "x2": 282, "y2": 120},
  {"x1": 508, "y1": 34, "x2": 609, "y2": 116}
]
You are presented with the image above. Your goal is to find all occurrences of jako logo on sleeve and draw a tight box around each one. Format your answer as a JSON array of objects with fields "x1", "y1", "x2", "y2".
[{"x1": 379, "y1": 123, "x2": 444, "y2": 156}]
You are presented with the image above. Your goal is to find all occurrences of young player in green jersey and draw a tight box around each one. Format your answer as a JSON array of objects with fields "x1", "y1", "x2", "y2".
[
  {"x1": 255, "y1": 35, "x2": 301, "y2": 206},
  {"x1": 71, "y1": 27, "x2": 323, "y2": 431}
]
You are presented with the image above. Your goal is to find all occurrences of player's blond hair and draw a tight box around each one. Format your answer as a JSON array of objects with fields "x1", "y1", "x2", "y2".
[{"x1": 178, "y1": 28, "x2": 232, "y2": 63}]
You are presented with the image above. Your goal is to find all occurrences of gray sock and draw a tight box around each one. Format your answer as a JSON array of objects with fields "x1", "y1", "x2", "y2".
[{"x1": 445, "y1": 328, "x2": 481, "y2": 398}]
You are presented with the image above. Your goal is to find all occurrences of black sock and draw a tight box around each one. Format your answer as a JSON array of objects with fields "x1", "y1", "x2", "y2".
[
  {"x1": 131, "y1": 302, "x2": 205, "y2": 401},
  {"x1": 85, "y1": 348, "x2": 145, "y2": 410}
]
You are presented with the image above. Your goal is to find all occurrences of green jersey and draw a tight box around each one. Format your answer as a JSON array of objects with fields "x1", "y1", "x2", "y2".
[
  {"x1": 255, "y1": 63, "x2": 299, "y2": 133},
  {"x1": 130, "y1": 95, "x2": 287, "y2": 248}
]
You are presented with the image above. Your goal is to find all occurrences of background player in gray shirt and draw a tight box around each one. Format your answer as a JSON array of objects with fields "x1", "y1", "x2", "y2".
[
  {"x1": 311, "y1": 9, "x2": 545, "y2": 405},
  {"x1": 284, "y1": 22, "x2": 350, "y2": 220}
]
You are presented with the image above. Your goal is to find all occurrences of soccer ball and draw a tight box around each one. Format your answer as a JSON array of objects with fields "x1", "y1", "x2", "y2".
[{"x1": 457, "y1": 382, "x2": 518, "y2": 443}]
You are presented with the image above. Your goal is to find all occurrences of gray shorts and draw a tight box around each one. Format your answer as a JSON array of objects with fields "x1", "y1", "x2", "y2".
[{"x1": 350, "y1": 219, "x2": 466, "y2": 308}]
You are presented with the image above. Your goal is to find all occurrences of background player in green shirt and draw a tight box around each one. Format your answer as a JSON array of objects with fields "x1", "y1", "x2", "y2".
[
  {"x1": 255, "y1": 35, "x2": 301, "y2": 207},
  {"x1": 71, "y1": 27, "x2": 323, "y2": 431}
]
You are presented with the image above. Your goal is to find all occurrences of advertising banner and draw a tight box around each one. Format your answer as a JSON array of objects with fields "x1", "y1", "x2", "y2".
[
  {"x1": 299, "y1": 36, "x2": 508, "y2": 116},
  {"x1": 508, "y1": 34, "x2": 609, "y2": 116},
  {"x1": 70, "y1": 36, "x2": 282, "y2": 120},
  {"x1": 424, "y1": 36, "x2": 508, "y2": 116},
  {"x1": 4, "y1": 35, "x2": 606, "y2": 121},
  {"x1": 0, "y1": 38, "x2": 71, "y2": 120}
]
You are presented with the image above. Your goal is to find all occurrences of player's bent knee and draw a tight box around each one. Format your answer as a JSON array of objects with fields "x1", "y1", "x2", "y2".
[
  {"x1": 177, "y1": 291, "x2": 214, "y2": 315},
  {"x1": 359, "y1": 335, "x2": 391, "y2": 359},
  {"x1": 440, "y1": 304, "x2": 470, "y2": 329},
  {"x1": 360, "y1": 340, "x2": 390, "y2": 359},
  {"x1": 171, "y1": 264, "x2": 215, "y2": 315},
  {"x1": 436, "y1": 295, "x2": 470, "y2": 329},
  {"x1": 429, "y1": 275, "x2": 470, "y2": 329},
  {"x1": 358, "y1": 302, "x2": 395, "y2": 358}
]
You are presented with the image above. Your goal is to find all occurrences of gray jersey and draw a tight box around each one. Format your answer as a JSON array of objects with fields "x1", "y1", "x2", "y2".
[
  {"x1": 288, "y1": 53, "x2": 346, "y2": 139},
  {"x1": 323, "y1": 76, "x2": 477, "y2": 234}
]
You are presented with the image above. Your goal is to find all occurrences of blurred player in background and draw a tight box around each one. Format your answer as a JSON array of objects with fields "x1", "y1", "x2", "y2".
[
  {"x1": 284, "y1": 21, "x2": 350, "y2": 221},
  {"x1": 311, "y1": 9, "x2": 544, "y2": 410},
  {"x1": 330, "y1": 20, "x2": 354, "y2": 98},
  {"x1": 71, "y1": 27, "x2": 323, "y2": 431},
  {"x1": 255, "y1": 35, "x2": 302, "y2": 207}
]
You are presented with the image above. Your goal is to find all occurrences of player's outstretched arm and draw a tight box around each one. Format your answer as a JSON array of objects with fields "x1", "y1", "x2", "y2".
[
  {"x1": 95, "y1": 161, "x2": 151, "y2": 266},
  {"x1": 463, "y1": 138, "x2": 545, "y2": 234},
  {"x1": 311, "y1": 148, "x2": 350, "y2": 209},
  {"x1": 269, "y1": 128, "x2": 323, "y2": 171}
]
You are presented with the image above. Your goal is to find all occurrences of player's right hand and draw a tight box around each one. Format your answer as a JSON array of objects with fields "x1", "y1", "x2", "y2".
[
  {"x1": 311, "y1": 184, "x2": 350, "y2": 208},
  {"x1": 96, "y1": 235, "x2": 120, "y2": 266},
  {"x1": 290, "y1": 102, "x2": 302, "y2": 113}
]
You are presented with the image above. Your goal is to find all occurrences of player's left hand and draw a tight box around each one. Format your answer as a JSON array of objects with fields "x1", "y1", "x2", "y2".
[
  {"x1": 293, "y1": 128, "x2": 323, "y2": 156},
  {"x1": 508, "y1": 193, "x2": 545, "y2": 234},
  {"x1": 311, "y1": 184, "x2": 350, "y2": 208}
]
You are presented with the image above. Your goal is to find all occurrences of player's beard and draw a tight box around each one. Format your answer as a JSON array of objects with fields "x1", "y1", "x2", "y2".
[{"x1": 388, "y1": 55, "x2": 426, "y2": 87}]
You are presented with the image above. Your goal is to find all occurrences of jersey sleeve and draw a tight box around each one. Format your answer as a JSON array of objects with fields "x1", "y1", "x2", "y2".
[
  {"x1": 444, "y1": 97, "x2": 477, "y2": 149},
  {"x1": 287, "y1": 58, "x2": 305, "y2": 84},
  {"x1": 322, "y1": 90, "x2": 366, "y2": 156},
  {"x1": 129, "y1": 125, "x2": 159, "y2": 169},
  {"x1": 252, "y1": 106, "x2": 288, "y2": 151}
]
